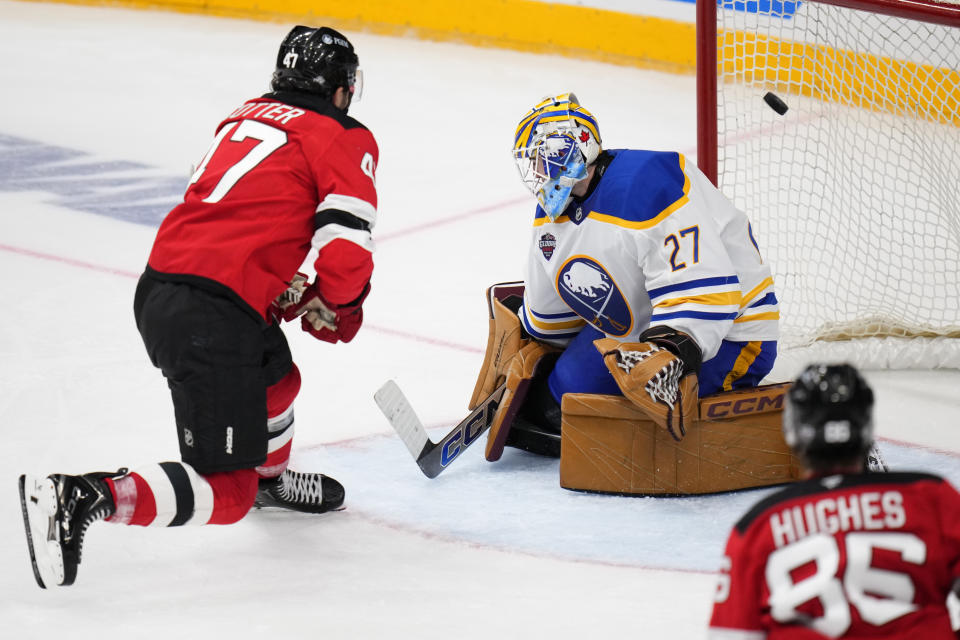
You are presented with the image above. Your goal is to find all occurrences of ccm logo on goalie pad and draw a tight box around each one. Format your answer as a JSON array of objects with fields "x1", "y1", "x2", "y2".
[
  {"x1": 703, "y1": 391, "x2": 784, "y2": 419},
  {"x1": 440, "y1": 400, "x2": 500, "y2": 467}
]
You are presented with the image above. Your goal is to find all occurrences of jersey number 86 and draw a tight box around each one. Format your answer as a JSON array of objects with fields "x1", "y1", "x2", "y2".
[{"x1": 719, "y1": 532, "x2": 926, "y2": 638}]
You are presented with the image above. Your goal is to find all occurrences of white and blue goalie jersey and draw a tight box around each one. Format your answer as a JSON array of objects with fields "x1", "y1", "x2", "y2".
[{"x1": 520, "y1": 149, "x2": 779, "y2": 361}]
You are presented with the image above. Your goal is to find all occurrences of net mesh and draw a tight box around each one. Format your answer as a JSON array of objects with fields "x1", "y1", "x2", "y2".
[{"x1": 714, "y1": 0, "x2": 960, "y2": 366}]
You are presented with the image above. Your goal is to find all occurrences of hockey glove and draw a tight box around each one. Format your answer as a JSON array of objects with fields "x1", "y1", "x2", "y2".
[
  {"x1": 271, "y1": 272, "x2": 311, "y2": 322},
  {"x1": 274, "y1": 273, "x2": 370, "y2": 344},
  {"x1": 594, "y1": 326, "x2": 702, "y2": 441},
  {"x1": 470, "y1": 294, "x2": 528, "y2": 410},
  {"x1": 485, "y1": 340, "x2": 559, "y2": 461}
]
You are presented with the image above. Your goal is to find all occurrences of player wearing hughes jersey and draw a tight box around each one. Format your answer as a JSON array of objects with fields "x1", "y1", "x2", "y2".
[
  {"x1": 709, "y1": 364, "x2": 960, "y2": 639},
  {"x1": 504, "y1": 93, "x2": 778, "y2": 445},
  {"x1": 18, "y1": 26, "x2": 377, "y2": 588}
]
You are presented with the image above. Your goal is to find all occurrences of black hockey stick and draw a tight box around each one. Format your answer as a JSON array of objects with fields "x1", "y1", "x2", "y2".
[{"x1": 374, "y1": 380, "x2": 506, "y2": 478}]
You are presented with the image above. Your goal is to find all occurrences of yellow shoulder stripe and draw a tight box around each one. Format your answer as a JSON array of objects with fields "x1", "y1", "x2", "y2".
[{"x1": 586, "y1": 155, "x2": 690, "y2": 230}]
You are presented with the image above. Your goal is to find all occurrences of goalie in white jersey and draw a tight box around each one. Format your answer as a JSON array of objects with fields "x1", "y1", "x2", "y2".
[{"x1": 498, "y1": 93, "x2": 780, "y2": 448}]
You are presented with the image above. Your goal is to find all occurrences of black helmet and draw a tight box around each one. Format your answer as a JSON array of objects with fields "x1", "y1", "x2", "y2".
[
  {"x1": 783, "y1": 363, "x2": 875, "y2": 470},
  {"x1": 271, "y1": 26, "x2": 361, "y2": 103}
]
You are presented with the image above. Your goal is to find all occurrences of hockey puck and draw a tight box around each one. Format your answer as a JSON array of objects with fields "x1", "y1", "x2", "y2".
[{"x1": 763, "y1": 92, "x2": 789, "y2": 115}]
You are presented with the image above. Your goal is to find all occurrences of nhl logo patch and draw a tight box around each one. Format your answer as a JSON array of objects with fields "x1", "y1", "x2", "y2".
[{"x1": 539, "y1": 233, "x2": 557, "y2": 261}]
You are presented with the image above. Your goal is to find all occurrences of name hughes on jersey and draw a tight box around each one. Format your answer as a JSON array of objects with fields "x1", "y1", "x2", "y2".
[
  {"x1": 228, "y1": 101, "x2": 305, "y2": 125},
  {"x1": 769, "y1": 490, "x2": 906, "y2": 548}
]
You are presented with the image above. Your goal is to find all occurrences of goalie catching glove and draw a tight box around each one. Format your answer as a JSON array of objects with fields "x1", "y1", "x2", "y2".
[
  {"x1": 273, "y1": 272, "x2": 370, "y2": 344},
  {"x1": 594, "y1": 326, "x2": 701, "y2": 441}
]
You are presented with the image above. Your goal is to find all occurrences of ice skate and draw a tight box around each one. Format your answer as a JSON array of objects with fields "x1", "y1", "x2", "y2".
[
  {"x1": 18, "y1": 470, "x2": 123, "y2": 588},
  {"x1": 254, "y1": 469, "x2": 345, "y2": 514},
  {"x1": 866, "y1": 443, "x2": 889, "y2": 472}
]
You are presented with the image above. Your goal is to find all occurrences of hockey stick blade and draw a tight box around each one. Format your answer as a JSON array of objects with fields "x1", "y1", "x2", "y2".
[{"x1": 374, "y1": 381, "x2": 507, "y2": 479}]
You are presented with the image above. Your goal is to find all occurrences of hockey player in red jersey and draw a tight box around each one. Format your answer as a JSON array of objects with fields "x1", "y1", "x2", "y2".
[
  {"x1": 709, "y1": 363, "x2": 960, "y2": 639},
  {"x1": 18, "y1": 25, "x2": 378, "y2": 588}
]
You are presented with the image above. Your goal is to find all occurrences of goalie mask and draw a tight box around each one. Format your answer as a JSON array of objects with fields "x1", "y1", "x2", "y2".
[
  {"x1": 271, "y1": 26, "x2": 363, "y2": 109},
  {"x1": 513, "y1": 93, "x2": 601, "y2": 220},
  {"x1": 783, "y1": 363, "x2": 875, "y2": 470}
]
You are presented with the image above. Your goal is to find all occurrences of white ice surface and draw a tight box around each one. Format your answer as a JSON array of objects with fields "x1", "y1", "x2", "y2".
[{"x1": 1, "y1": 2, "x2": 958, "y2": 638}]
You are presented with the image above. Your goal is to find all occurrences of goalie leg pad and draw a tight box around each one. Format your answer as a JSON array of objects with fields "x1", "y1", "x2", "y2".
[
  {"x1": 559, "y1": 383, "x2": 799, "y2": 495},
  {"x1": 594, "y1": 337, "x2": 699, "y2": 442},
  {"x1": 484, "y1": 341, "x2": 558, "y2": 461},
  {"x1": 503, "y1": 416, "x2": 562, "y2": 458},
  {"x1": 469, "y1": 287, "x2": 527, "y2": 410},
  {"x1": 503, "y1": 357, "x2": 563, "y2": 458}
]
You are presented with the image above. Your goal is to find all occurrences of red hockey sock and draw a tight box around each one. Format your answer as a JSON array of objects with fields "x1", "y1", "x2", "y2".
[
  {"x1": 205, "y1": 469, "x2": 259, "y2": 525},
  {"x1": 105, "y1": 464, "x2": 257, "y2": 526},
  {"x1": 257, "y1": 365, "x2": 301, "y2": 479}
]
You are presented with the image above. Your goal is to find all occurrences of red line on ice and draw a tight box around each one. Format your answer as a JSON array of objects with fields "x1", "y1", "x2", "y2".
[
  {"x1": 0, "y1": 242, "x2": 482, "y2": 353},
  {"x1": 375, "y1": 195, "x2": 527, "y2": 242},
  {"x1": 0, "y1": 243, "x2": 141, "y2": 279}
]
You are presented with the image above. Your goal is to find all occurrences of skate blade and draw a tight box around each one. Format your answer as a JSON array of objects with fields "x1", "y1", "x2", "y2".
[
  {"x1": 252, "y1": 502, "x2": 346, "y2": 514},
  {"x1": 866, "y1": 444, "x2": 889, "y2": 473},
  {"x1": 18, "y1": 475, "x2": 64, "y2": 588}
]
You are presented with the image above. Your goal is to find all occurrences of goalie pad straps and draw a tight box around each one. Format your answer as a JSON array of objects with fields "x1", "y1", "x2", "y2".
[
  {"x1": 469, "y1": 297, "x2": 529, "y2": 410},
  {"x1": 637, "y1": 324, "x2": 703, "y2": 375},
  {"x1": 594, "y1": 336, "x2": 700, "y2": 442},
  {"x1": 484, "y1": 341, "x2": 558, "y2": 461}
]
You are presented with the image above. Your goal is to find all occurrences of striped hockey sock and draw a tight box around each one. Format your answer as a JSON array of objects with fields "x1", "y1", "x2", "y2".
[
  {"x1": 105, "y1": 463, "x2": 258, "y2": 526},
  {"x1": 255, "y1": 403, "x2": 295, "y2": 480},
  {"x1": 256, "y1": 364, "x2": 301, "y2": 480}
]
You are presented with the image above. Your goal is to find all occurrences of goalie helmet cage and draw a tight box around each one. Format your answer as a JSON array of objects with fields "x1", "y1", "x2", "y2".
[{"x1": 696, "y1": 0, "x2": 960, "y2": 372}]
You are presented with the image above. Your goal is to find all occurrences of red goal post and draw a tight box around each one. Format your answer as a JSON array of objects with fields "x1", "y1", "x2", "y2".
[{"x1": 696, "y1": 0, "x2": 960, "y2": 372}]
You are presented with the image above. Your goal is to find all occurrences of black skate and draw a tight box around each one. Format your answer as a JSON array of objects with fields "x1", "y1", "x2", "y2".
[
  {"x1": 18, "y1": 470, "x2": 123, "y2": 588},
  {"x1": 253, "y1": 469, "x2": 345, "y2": 514}
]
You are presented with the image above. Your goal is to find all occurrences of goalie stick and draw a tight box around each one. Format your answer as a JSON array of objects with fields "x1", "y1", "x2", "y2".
[{"x1": 374, "y1": 380, "x2": 506, "y2": 478}]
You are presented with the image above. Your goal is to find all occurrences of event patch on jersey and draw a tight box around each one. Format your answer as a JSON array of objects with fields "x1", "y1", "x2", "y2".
[
  {"x1": 539, "y1": 233, "x2": 557, "y2": 260},
  {"x1": 556, "y1": 256, "x2": 631, "y2": 336}
]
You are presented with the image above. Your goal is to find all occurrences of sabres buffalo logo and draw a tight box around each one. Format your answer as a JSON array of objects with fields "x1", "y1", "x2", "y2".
[
  {"x1": 539, "y1": 233, "x2": 557, "y2": 261},
  {"x1": 556, "y1": 257, "x2": 632, "y2": 336}
]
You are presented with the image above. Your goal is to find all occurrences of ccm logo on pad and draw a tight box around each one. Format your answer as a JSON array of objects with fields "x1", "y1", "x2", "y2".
[{"x1": 703, "y1": 389, "x2": 786, "y2": 419}]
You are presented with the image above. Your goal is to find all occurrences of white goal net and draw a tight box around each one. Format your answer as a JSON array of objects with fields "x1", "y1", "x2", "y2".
[{"x1": 698, "y1": 0, "x2": 960, "y2": 371}]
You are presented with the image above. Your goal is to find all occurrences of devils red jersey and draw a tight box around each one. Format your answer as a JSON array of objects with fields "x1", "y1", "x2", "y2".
[
  {"x1": 709, "y1": 472, "x2": 960, "y2": 639},
  {"x1": 147, "y1": 90, "x2": 378, "y2": 320}
]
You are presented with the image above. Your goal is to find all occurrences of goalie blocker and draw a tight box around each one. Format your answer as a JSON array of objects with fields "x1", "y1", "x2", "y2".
[
  {"x1": 469, "y1": 283, "x2": 562, "y2": 462},
  {"x1": 469, "y1": 282, "x2": 800, "y2": 495}
]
